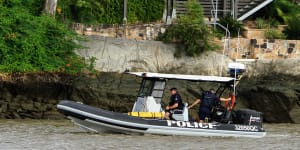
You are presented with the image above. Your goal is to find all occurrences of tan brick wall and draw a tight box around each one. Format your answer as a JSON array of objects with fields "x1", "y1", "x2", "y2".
[
  {"x1": 72, "y1": 23, "x2": 166, "y2": 40},
  {"x1": 228, "y1": 38, "x2": 300, "y2": 60},
  {"x1": 242, "y1": 28, "x2": 266, "y2": 39},
  {"x1": 72, "y1": 23, "x2": 300, "y2": 60}
]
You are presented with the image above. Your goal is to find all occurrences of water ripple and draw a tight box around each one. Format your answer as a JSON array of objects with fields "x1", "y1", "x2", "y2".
[{"x1": 0, "y1": 120, "x2": 299, "y2": 150}]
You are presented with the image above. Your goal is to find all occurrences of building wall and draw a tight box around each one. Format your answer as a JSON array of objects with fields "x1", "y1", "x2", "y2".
[
  {"x1": 228, "y1": 38, "x2": 300, "y2": 60},
  {"x1": 72, "y1": 23, "x2": 167, "y2": 41}
]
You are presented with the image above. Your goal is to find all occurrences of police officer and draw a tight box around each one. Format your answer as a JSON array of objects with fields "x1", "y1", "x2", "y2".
[
  {"x1": 165, "y1": 87, "x2": 184, "y2": 120},
  {"x1": 188, "y1": 89, "x2": 230, "y2": 123}
]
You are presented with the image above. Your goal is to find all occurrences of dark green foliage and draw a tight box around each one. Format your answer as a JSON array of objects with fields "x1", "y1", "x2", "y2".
[
  {"x1": 157, "y1": 0, "x2": 216, "y2": 57},
  {"x1": 0, "y1": 0, "x2": 44, "y2": 15},
  {"x1": 57, "y1": 0, "x2": 165, "y2": 24},
  {"x1": 0, "y1": 1, "x2": 86, "y2": 73},
  {"x1": 265, "y1": 0, "x2": 300, "y2": 24},
  {"x1": 87, "y1": 57, "x2": 97, "y2": 73},
  {"x1": 284, "y1": 16, "x2": 300, "y2": 40},
  {"x1": 127, "y1": 0, "x2": 165, "y2": 23},
  {"x1": 254, "y1": 0, "x2": 300, "y2": 39},
  {"x1": 217, "y1": 15, "x2": 244, "y2": 37}
]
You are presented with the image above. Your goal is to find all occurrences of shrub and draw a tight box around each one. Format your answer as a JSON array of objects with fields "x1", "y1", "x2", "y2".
[
  {"x1": 0, "y1": 0, "x2": 44, "y2": 15},
  {"x1": 157, "y1": 0, "x2": 216, "y2": 56},
  {"x1": 255, "y1": 18, "x2": 269, "y2": 29},
  {"x1": 265, "y1": 0, "x2": 300, "y2": 24},
  {"x1": 217, "y1": 15, "x2": 244, "y2": 37},
  {"x1": 0, "y1": 1, "x2": 86, "y2": 73},
  {"x1": 264, "y1": 28, "x2": 286, "y2": 39},
  {"x1": 283, "y1": 16, "x2": 300, "y2": 40}
]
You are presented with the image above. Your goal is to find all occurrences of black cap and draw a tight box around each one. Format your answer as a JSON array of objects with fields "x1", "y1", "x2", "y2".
[{"x1": 170, "y1": 87, "x2": 177, "y2": 91}]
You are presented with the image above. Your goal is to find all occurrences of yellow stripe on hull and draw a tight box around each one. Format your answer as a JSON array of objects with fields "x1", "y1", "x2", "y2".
[{"x1": 128, "y1": 112, "x2": 165, "y2": 119}]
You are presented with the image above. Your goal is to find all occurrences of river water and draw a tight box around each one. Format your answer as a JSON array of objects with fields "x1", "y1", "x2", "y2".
[{"x1": 0, "y1": 119, "x2": 299, "y2": 150}]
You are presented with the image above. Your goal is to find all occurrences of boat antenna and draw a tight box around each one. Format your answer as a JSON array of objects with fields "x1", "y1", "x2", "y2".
[
  {"x1": 220, "y1": 24, "x2": 229, "y2": 77},
  {"x1": 233, "y1": 28, "x2": 241, "y2": 95}
]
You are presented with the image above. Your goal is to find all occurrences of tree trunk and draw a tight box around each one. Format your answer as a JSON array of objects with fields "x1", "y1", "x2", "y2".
[{"x1": 44, "y1": 0, "x2": 57, "y2": 16}]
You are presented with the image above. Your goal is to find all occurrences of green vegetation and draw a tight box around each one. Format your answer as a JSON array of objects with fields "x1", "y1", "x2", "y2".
[
  {"x1": 217, "y1": 15, "x2": 244, "y2": 37},
  {"x1": 157, "y1": 0, "x2": 216, "y2": 57},
  {"x1": 0, "y1": 0, "x2": 86, "y2": 73},
  {"x1": 258, "y1": 0, "x2": 300, "y2": 40},
  {"x1": 264, "y1": 28, "x2": 286, "y2": 39},
  {"x1": 0, "y1": 0, "x2": 44, "y2": 15},
  {"x1": 255, "y1": 18, "x2": 279, "y2": 29},
  {"x1": 254, "y1": 18, "x2": 286, "y2": 39},
  {"x1": 284, "y1": 16, "x2": 300, "y2": 40},
  {"x1": 266, "y1": 0, "x2": 300, "y2": 24},
  {"x1": 57, "y1": 0, "x2": 165, "y2": 24},
  {"x1": 255, "y1": 18, "x2": 269, "y2": 29}
]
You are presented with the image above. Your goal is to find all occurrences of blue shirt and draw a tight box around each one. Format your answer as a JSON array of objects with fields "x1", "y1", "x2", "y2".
[
  {"x1": 200, "y1": 91, "x2": 220, "y2": 110},
  {"x1": 169, "y1": 93, "x2": 184, "y2": 109}
]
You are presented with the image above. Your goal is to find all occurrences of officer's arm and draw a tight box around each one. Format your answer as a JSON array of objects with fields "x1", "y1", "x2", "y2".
[
  {"x1": 169, "y1": 103, "x2": 179, "y2": 109},
  {"x1": 188, "y1": 99, "x2": 201, "y2": 109},
  {"x1": 220, "y1": 97, "x2": 231, "y2": 101}
]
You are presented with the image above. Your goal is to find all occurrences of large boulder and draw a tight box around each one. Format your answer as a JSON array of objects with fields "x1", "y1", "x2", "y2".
[{"x1": 238, "y1": 74, "x2": 300, "y2": 123}]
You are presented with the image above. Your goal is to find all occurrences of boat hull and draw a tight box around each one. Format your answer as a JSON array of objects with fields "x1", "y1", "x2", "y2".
[{"x1": 57, "y1": 100, "x2": 266, "y2": 138}]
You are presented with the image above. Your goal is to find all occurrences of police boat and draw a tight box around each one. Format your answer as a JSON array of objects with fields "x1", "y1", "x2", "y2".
[{"x1": 57, "y1": 64, "x2": 266, "y2": 138}]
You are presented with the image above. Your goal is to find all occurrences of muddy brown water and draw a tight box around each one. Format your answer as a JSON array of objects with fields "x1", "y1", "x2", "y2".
[{"x1": 0, "y1": 120, "x2": 299, "y2": 150}]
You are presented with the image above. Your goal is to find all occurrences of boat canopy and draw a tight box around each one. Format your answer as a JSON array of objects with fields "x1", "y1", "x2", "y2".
[{"x1": 127, "y1": 72, "x2": 235, "y2": 83}]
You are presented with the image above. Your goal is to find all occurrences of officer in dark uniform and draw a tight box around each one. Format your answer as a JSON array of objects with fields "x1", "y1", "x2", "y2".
[
  {"x1": 165, "y1": 87, "x2": 184, "y2": 120},
  {"x1": 188, "y1": 89, "x2": 230, "y2": 123}
]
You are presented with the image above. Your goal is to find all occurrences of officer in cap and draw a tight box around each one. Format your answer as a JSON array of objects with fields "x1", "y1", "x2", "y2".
[{"x1": 165, "y1": 87, "x2": 184, "y2": 120}]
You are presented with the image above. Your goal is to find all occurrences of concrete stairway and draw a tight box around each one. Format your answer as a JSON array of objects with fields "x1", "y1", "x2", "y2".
[{"x1": 175, "y1": 0, "x2": 225, "y2": 17}]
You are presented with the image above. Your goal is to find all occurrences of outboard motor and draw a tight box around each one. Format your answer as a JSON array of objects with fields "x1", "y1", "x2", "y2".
[{"x1": 233, "y1": 109, "x2": 263, "y2": 127}]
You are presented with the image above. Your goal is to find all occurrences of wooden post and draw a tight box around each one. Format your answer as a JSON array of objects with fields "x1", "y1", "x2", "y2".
[
  {"x1": 223, "y1": 0, "x2": 227, "y2": 17},
  {"x1": 166, "y1": 0, "x2": 172, "y2": 24},
  {"x1": 162, "y1": 0, "x2": 167, "y2": 22},
  {"x1": 172, "y1": 0, "x2": 176, "y2": 19},
  {"x1": 167, "y1": 0, "x2": 172, "y2": 17},
  {"x1": 234, "y1": 0, "x2": 238, "y2": 19},
  {"x1": 123, "y1": 0, "x2": 128, "y2": 24},
  {"x1": 44, "y1": 0, "x2": 57, "y2": 16}
]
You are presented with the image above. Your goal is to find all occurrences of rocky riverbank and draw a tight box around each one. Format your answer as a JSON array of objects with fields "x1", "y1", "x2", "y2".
[
  {"x1": 0, "y1": 73, "x2": 139, "y2": 119},
  {"x1": 0, "y1": 72, "x2": 299, "y2": 123}
]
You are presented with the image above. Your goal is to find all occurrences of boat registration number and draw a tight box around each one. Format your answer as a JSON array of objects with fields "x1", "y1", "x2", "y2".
[{"x1": 234, "y1": 125, "x2": 259, "y2": 131}]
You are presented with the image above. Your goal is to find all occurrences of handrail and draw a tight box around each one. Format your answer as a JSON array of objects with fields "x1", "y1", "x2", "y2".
[
  {"x1": 237, "y1": 0, "x2": 273, "y2": 21},
  {"x1": 206, "y1": 21, "x2": 230, "y2": 76}
]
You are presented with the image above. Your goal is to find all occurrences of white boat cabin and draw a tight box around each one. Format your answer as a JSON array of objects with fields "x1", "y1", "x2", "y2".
[{"x1": 127, "y1": 72, "x2": 237, "y2": 121}]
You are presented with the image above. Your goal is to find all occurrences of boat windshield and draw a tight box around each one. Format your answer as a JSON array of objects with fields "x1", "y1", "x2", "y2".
[
  {"x1": 138, "y1": 79, "x2": 153, "y2": 97},
  {"x1": 137, "y1": 78, "x2": 166, "y2": 98}
]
